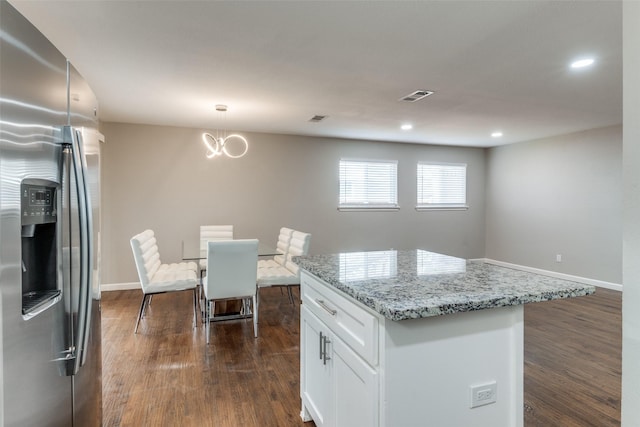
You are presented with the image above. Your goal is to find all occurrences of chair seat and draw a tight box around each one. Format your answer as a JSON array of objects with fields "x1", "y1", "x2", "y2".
[
  {"x1": 146, "y1": 269, "x2": 197, "y2": 294},
  {"x1": 257, "y1": 259, "x2": 281, "y2": 269},
  {"x1": 257, "y1": 266, "x2": 299, "y2": 287},
  {"x1": 159, "y1": 261, "x2": 198, "y2": 273}
]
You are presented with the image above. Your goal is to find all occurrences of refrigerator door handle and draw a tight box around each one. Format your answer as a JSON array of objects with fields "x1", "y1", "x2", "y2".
[{"x1": 63, "y1": 126, "x2": 94, "y2": 376}]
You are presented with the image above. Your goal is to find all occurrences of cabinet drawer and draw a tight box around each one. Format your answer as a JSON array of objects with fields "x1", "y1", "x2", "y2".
[{"x1": 301, "y1": 272, "x2": 378, "y2": 366}]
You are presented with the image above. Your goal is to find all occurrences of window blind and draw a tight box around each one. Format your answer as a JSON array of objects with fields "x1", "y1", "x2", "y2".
[
  {"x1": 339, "y1": 159, "x2": 398, "y2": 210},
  {"x1": 417, "y1": 162, "x2": 467, "y2": 209}
]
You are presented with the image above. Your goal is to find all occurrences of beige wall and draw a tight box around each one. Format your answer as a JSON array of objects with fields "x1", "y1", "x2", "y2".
[
  {"x1": 485, "y1": 125, "x2": 622, "y2": 284},
  {"x1": 101, "y1": 122, "x2": 487, "y2": 284}
]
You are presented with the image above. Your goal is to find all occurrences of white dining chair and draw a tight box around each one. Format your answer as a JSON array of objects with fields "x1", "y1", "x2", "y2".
[
  {"x1": 257, "y1": 230, "x2": 311, "y2": 305},
  {"x1": 130, "y1": 229, "x2": 198, "y2": 333},
  {"x1": 257, "y1": 227, "x2": 293, "y2": 269},
  {"x1": 203, "y1": 239, "x2": 259, "y2": 343},
  {"x1": 199, "y1": 225, "x2": 234, "y2": 272}
]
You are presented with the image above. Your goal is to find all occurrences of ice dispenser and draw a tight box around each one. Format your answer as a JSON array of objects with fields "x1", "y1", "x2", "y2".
[{"x1": 21, "y1": 179, "x2": 61, "y2": 316}]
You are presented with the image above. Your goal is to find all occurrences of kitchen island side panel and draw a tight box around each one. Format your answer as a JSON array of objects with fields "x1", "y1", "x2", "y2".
[{"x1": 379, "y1": 305, "x2": 524, "y2": 427}]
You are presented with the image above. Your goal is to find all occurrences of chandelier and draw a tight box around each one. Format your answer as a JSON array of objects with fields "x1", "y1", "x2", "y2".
[{"x1": 202, "y1": 104, "x2": 249, "y2": 159}]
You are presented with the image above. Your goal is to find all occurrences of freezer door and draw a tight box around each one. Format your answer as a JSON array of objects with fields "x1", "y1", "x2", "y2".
[{"x1": 0, "y1": 3, "x2": 74, "y2": 426}]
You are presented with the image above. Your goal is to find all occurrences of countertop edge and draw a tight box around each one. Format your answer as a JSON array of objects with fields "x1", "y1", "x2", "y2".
[{"x1": 296, "y1": 253, "x2": 597, "y2": 322}]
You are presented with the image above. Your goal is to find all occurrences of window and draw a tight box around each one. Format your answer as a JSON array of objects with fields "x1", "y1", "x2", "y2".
[
  {"x1": 417, "y1": 162, "x2": 468, "y2": 210},
  {"x1": 339, "y1": 159, "x2": 398, "y2": 210}
]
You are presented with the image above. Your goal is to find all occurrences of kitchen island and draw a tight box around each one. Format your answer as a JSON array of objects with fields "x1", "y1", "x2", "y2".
[{"x1": 294, "y1": 249, "x2": 595, "y2": 427}]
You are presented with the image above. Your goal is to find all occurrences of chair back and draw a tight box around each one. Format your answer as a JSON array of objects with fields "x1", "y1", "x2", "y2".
[
  {"x1": 205, "y1": 239, "x2": 258, "y2": 300},
  {"x1": 130, "y1": 229, "x2": 162, "y2": 291},
  {"x1": 284, "y1": 231, "x2": 311, "y2": 276},
  {"x1": 200, "y1": 225, "x2": 234, "y2": 251},
  {"x1": 273, "y1": 227, "x2": 294, "y2": 265}
]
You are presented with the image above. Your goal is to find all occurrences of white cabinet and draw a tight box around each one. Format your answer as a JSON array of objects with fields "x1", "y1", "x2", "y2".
[
  {"x1": 301, "y1": 305, "x2": 377, "y2": 427},
  {"x1": 300, "y1": 271, "x2": 525, "y2": 427},
  {"x1": 300, "y1": 305, "x2": 331, "y2": 426},
  {"x1": 331, "y1": 329, "x2": 378, "y2": 426},
  {"x1": 300, "y1": 271, "x2": 378, "y2": 427}
]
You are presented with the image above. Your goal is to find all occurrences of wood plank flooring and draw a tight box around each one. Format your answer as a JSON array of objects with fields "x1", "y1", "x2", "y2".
[
  {"x1": 101, "y1": 286, "x2": 621, "y2": 427},
  {"x1": 523, "y1": 287, "x2": 621, "y2": 426}
]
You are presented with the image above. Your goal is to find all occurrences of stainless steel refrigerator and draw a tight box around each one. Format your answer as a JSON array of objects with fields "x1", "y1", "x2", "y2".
[{"x1": 0, "y1": 2, "x2": 102, "y2": 425}]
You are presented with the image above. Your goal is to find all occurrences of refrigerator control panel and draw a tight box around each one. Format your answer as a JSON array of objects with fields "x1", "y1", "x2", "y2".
[{"x1": 21, "y1": 181, "x2": 57, "y2": 225}]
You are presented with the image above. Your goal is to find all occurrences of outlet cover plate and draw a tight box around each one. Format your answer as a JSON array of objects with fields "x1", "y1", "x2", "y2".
[{"x1": 470, "y1": 381, "x2": 497, "y2": 408}]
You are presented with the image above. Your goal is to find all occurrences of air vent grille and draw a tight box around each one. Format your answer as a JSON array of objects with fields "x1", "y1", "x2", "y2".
[
  {"x1": 400, "y1": 90, "x2": 434, "y2": 102},
  {"x1": 309, "y1": 115, "x2": 328, "y2": 123}
]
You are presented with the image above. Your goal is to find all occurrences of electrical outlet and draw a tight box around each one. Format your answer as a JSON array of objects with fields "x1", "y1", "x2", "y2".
[
  {"x1": 556, "y1": 254, "x2": 562, "y2": 263},
  {"x1": 470, "y1": 382, "x2": 497, "y2": 408}
]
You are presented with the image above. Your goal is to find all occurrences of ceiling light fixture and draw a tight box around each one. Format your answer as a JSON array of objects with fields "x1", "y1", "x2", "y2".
[
  {"x1": 202, "y1": 104, "x2": 248, "y2": 159},
  {"x1": 491, "y1": 131, "x2": 503, "y2": 138},
  {"x1": 570, "y1": 58, "x2": 595, "y2": 69},
  {"x1": 401, "y1": 124, "x2": 413, "y2": 131}
]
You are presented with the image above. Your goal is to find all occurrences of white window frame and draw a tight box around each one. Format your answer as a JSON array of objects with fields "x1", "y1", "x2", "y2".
[
  {"x1": 339, "y1": 158, "x2": 399, "y2": 211},
  {"x1": 416, "y1": 162, "x2": 468, "y2": 211}
]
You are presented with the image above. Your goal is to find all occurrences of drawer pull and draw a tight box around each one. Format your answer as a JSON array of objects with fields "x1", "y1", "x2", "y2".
[{"x1": 316, "y1": 299, "x2": 337, "y2": 316}]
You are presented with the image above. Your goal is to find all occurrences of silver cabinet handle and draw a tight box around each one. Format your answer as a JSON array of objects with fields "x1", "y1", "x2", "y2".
[
  {"x1": 322, "y1": 335, "x2": 331, "y2": 365},
  {"x1": 316, "y1": 299, "x2": 337, "y2": 316},
  {"x1": 319, "y1": 331, "x2": 332, "y2": 365}
]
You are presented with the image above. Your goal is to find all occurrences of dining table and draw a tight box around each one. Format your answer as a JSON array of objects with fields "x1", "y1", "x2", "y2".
[
  {"x1": 181, "y1": 239, "x2": 279, "y2": 322},
  {"x1": 181, "y1": 240, "x2": 280, "y2": 261}
]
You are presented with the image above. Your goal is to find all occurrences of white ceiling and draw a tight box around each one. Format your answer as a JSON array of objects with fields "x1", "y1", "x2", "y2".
[{"x1": 9, "y1": 0, "x2": 622, "y2": 148}]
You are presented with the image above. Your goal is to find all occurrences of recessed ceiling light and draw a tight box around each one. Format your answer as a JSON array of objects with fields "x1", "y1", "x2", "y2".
[
  {"x1": 401, "y1": 124, "x2": 413, "y2": 131},
  {"x1": 491, "y1": 131, "x2": 503, "y2": 138},
  {"x1": 570, "y1": 58, "x2": 595, "y2": 69}
]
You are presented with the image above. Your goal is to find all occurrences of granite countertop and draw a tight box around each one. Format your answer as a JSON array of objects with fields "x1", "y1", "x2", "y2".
[{"x1": 294, "y1": 249, "x2": 596, "y2": 321}]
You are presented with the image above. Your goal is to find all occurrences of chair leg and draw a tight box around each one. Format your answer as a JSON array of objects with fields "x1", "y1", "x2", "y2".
[
  {"x1": 199, "y1": 275, "x2": 206, "y2": 324},
  {"x1": 206, "y1": 300, "x2": 216, "y2": 344},
  {"x1": 134, "y1": 294, "x2": 149, "y2": 334},
  {"x1": 255, "y1": 287, "x2": 260, "y2": 323},
  {"x1": 205, "y1": 299, "x2": 210, "y2": 344},
  {"x1": 252, "y1": 294, "x2": 258, "y2": 338},
  {"x1": 192, "y1": 288, "x2": 198, "y2": 328},
  {"x1": 287, "y1": 285, "x2": 295, "y2": 304}
]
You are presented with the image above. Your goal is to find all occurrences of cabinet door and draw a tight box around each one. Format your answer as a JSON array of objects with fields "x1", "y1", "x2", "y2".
[
  {"x1": 332, "y1": 335, "x2": 378, "y2": 427},
  {"x1": 301, "y1": 306, "x2": 332, "y2": 427}
]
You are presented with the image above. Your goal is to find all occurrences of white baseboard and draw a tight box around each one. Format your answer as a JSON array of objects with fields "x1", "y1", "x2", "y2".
[
  {"x1": 478, "y1": 258, "x2": 622, "y2": 292},
  {"x1": 101, "y1": 282, "x2": 141, "y2": 292},
  {"x1": 101, "y1": 262, "x2": 623, "y2": 293}
]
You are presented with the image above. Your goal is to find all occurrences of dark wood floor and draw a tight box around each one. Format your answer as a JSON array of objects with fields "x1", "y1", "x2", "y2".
[
  {"x1": 523, "y1": 287, "x2": 621, "y2": 426},
  {"x1": 101, "y1": 286, "x2": 621, "y2": 427}
]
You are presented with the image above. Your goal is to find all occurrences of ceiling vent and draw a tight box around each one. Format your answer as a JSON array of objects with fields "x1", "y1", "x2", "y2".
[
  {"x1": 399, "y1": 90, "x2": 434, "y2": 102},
  {"x1": 309, "y1": 115, "x2": 328, "y2": 123}
]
